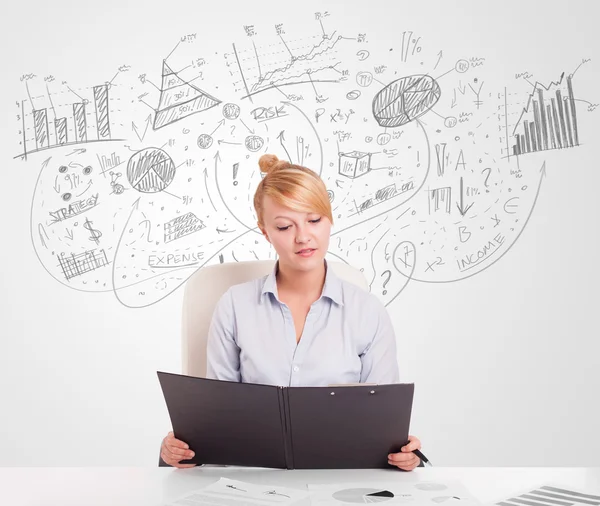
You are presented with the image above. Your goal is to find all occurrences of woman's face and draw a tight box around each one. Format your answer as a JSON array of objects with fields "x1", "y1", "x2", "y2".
[{"x1": 259, "y1": 195, "x2": 331, "y2": 272}]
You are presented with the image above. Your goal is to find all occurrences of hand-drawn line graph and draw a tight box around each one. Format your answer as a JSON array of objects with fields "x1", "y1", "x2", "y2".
[
  {"x1": 153, "y1": 60, "x2": 221, "y2": 129},
  {"x1": 502, "y1": 72, "x2": 581, "y2": 158},
  {"x1": 15, "y1": 82, "x2": 124, "y2": 160},
  {"x1": 226, "y1": 32, "x2": 345, "y2": 101}
]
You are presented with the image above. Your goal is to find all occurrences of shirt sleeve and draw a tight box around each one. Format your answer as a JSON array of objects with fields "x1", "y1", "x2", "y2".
[
  {"x1": 206, "y1": 288, "x2": 241, "y2": 382},
  {"x1": 359, "y1": 295, "x2": 400, "y2": 384}
]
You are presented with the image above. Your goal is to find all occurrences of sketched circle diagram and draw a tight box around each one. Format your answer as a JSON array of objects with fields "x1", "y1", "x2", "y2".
[
  {"x1": 373, "y1": 75, "x2": 441, "y2": 127},
  {"x1": 245, "y1": 135, "x2": 264, "y2": 152},
  {"x1": 222, "y1": 103, "x2": 240, "y2": 119},
  {"x1": 127, "y1": 148, "x2": 176, "y2": 193},
  {"x1": 332, "y1": 488, "x2": 395, "y2": 503},
  {"x1": 197, "y1": 134, "x2": 214, "y2": 149}
]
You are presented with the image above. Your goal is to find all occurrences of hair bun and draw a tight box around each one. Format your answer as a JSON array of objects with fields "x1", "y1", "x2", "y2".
[{"x1": 258, "y1": 154, "x2": 284, "y2": 174}]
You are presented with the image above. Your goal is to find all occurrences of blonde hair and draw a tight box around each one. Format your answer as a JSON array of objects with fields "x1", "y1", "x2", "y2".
[{"x1": 254, "y1": 154, "x2": 333, "y2": 227}]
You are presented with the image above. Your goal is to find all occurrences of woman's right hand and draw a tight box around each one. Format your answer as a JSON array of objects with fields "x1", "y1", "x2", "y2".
[{"x1": 161, "y1": 431, "x2": 196, "y2": 468}]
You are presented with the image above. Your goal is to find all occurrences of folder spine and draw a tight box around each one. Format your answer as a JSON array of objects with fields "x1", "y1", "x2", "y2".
[{"x1": 278, "y1": 386, "x2": 295, "y2": 469}]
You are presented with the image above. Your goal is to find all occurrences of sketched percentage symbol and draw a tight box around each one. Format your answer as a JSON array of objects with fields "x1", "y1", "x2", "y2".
[{"x1": 380, "y1": 270, "x2": 392, "y2": 295}]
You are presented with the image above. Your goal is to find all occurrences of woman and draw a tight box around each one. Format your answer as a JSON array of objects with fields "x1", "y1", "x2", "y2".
[{"x1": 161, "y1": 154, "x2": 424, "y2": 470}]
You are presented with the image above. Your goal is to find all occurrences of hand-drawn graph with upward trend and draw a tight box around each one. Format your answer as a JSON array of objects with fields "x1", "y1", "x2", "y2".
[
  {"x1": 16, "y1": 83, "x2": 122, "y2": 160},
  {"x1": 505, "y1": 72, "x2": 581, "y2": 157},
  {"x1": 226, "y1": 32, "x2": 345, "y2": 100}
]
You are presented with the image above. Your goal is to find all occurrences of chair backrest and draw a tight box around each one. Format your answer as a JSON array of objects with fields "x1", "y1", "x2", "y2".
[{"x1": 181, "y1": 259, "x2": 368, "y2": 377}]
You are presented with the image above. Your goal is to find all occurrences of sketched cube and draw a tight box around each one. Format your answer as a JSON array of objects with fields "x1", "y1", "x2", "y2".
[{"x1": 338, "y1": 151, "x2": 371, "y2": 179}]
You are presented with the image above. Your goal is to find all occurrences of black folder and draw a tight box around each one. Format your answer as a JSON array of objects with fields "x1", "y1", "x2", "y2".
[{"x1": 157, "y1": 371, "x2": 414, "y2": 469}]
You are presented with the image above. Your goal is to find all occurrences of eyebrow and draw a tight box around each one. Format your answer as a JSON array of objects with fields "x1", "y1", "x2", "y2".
[{"x1": 273, "y1": 213, "x2": 320, "y2": 220}]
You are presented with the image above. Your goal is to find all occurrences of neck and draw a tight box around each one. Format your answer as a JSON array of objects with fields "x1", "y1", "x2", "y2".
[{"x1": 276, "y1": 260, "x2": 326, "y2": 300}]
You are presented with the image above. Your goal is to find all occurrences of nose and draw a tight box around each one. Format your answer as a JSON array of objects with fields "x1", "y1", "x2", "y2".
[{"x1": 294, "y1": 224, "x2": 310, "y2": 244}]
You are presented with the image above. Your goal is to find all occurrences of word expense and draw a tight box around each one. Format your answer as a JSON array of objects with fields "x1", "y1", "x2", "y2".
[{"x1": 148, "y1": 252, "x2": 204, "y2": 268}]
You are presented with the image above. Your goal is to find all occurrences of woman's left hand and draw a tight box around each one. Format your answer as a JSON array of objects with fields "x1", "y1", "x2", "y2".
[{"x1": 387, "y1": 435, "x2": 422, "y2": 471}]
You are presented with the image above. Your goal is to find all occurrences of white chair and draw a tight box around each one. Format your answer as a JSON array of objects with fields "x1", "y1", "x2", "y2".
[{"x1": 180, "y1": 259, "x2": 369, "y2": 378}]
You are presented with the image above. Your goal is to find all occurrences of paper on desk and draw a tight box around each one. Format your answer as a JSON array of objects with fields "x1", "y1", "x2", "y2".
[
  {"x1": 489, "y1": 483, "x2": 600, "y2": 506},
  {"x1": 163, "y1": 477, "x2": 310, "y2": 506},
  {"x1": 308, "y1": 479, "x2": 481, "y2": 505}
]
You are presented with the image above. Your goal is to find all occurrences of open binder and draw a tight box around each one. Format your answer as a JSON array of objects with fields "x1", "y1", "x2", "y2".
[{"x1": 157, "y1": 371, "x2": 414, "y2": 469}]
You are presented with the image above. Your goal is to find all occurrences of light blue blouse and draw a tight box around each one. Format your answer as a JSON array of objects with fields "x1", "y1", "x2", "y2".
[{"x1": 206, "y1": 262, "x2": 400, "y2": 387}]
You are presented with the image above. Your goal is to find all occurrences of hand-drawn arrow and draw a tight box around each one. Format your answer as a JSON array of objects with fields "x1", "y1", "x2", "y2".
[
  {"x1": 64, "y1": 228, "x2": 74, "y2": 240},
  {"x1": 53, "y1": 175, "x2": 61, "y2": 193},
  {"x1": 434, "y1": 50, "x2": 443, "y2": 70},
  {"x1": 66, "y1": 148, "x2": 86, "y2": 156},
  {"x1": 217, "y1": 140, "x2": 242, "y2": 145},
  {"x1": 203, "y1": 152, "x2": 219, "y2": 212},
  {"x1": 216, "y1": 227, "x2": 234, "y2": 233},
  {"x1": 308, "y1": 72, "x2": 328, "y2": 103},
  {"x1": 451, "y1": 89, "x2": 458, "y2": 108},
  {"x1": 132, "y1": 114, "x2": 153, "y2": 142},
  {"x1": 456, "y1": 177, "x2": 474, "y2": 216},
  {"x1": 271, "y1": 83, "x2": 290, "y2": 99},
  {"x1": 277, "y1": 130, "x2": 293, "y2": 161},
  {"x1": 239, "y1": 118, "x2": 255, "y2": 134},
  {"x1": 210, "y1": 119, "x2": 225, "y2": 136}
]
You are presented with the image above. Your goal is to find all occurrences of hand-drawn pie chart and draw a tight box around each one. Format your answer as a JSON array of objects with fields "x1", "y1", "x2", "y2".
[
  {"x1": 373, "y1": 74, "x2": 441, "y2": 128},
  {"x1": 332, "y1": 488, "x2": 395, "y2": 503},
  {"x1": 127, "y1": 148, "x2": 176, "y2": 193}
]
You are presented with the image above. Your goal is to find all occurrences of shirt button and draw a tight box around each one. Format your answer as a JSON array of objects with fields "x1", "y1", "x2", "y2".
[{"x1": 293, "y1": 366, "x2": 300, "y2": 372}]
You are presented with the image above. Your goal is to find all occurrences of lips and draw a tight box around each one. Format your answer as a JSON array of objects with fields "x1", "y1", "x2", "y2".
[{"x1": 296, "y1": 248, "x2": 316, "y2": 255}]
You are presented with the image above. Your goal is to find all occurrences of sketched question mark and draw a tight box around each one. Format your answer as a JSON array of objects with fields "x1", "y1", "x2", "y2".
[
  {"x1": 230, "y1": 125, "x2": 236, "y2": 135},
  {"x1": 138, "y1": 219, "x2": 153, "y2": 243},
  {"x1": 482, "y1": 168, "x2": 492, "y2": 187},
  {"x1": 380, "y1": 270, "x2": 392, "y2": 295}
]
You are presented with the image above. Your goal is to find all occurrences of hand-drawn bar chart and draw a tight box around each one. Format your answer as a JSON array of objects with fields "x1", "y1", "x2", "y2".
[
  {"x1": 18, "y1": 83, "x2": 119, "y2": 159},
  {"x1": 511, "y1": 73, "x2": 580, "y2": 156}
]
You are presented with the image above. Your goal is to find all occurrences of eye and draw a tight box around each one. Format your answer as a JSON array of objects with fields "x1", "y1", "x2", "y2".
[
  {"x1": 276, "y1": 225, "x2": 291, "y2": 231},
  {"x1": 309, "y1": 217, "x2": 321, "y2": 224}
]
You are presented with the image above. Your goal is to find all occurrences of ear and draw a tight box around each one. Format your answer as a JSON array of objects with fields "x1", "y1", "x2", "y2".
[{"x1": 258, "y1": 223, "x2": 271, "y2": 244}]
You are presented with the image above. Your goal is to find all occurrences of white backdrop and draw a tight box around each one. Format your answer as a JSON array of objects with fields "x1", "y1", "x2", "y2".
[{"x1": 1, "y1": 0, "x2": 599, "y2": 467}]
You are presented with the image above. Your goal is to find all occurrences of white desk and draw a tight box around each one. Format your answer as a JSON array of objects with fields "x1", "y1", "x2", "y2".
[{"x1": 1, "y1": 467, "x2": 598, "y2": 506}]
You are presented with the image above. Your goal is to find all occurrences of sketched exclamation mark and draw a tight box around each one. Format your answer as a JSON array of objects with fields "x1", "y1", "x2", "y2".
[
  {"x1": 233, "y1": 162, "x2": 239, "y2": 186},
  {"x1": 219, "y1": 253, "x2": 224, "y2": 264}
]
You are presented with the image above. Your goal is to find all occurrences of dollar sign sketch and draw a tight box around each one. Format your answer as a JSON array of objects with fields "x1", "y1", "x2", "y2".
[{"x1": 83, "y1": 217, "x2": 102, "y2": 245}]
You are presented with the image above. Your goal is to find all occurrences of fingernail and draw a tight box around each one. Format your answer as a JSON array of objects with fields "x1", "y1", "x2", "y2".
[
  {"x1": 189, "y1": 452, "x2": 195, "y2": 457},
  {"x1": 184, "y1": 444, "x2": 189, "y2": 449}
]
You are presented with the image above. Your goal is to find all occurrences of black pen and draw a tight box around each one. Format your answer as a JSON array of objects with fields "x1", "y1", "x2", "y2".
[{"x1": 412, "y1": 448, "x2": 432, "y2": 467}]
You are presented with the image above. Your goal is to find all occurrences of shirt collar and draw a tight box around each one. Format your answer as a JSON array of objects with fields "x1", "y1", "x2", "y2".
[{"x1": 260, "y1": 259, "x2": 344, "y2": 306}]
